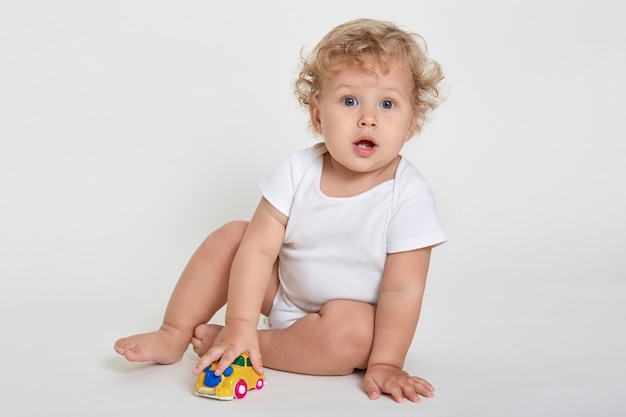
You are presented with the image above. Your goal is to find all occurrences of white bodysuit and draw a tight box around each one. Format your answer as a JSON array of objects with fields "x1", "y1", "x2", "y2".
[{"x1": 261, "y1": 143, "x2": 447, "y2": 329}]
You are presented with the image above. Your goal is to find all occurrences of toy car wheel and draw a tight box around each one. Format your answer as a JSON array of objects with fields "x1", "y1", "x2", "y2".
[
  {"x1": 255, "y1": 378, "x2": 265, "y2": 390},
  {"x1": 234, "y1": 380, "x2": 248, "y2": 399}
]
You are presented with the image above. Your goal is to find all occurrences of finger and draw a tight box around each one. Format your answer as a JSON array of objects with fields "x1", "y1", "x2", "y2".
[
  {"x1": 381, "y1": 378, "x2": 415, "y2": 403},
  {"x1": 412, "y1": 378, "x2": 435, "y2": 398},
  {"x1": 214, "y1": 348, "x2": 242, "y2": 376},
  {"x1": 388, "y1": 383, "x2": 405, "y2": 403},
  {"x1": 362, "y1": 377, "x2": 381, "y2": 400},
  {"x1": 400, "y1": 378, "x2": 434, "y2": 402},
  {"x1": 193, "y1": 346, "x2": 224, "y2": 375},
  {"x1": 248, "y1": 349, "x2": 264, "y2": 375},
  {"x1": 401, "y1": 384, "x2": 421, "y2": 403},
  {"x1": 193, "y1": 354, "x2": 216, "y2": 375},
  {"x1": 193, "y1": 356, "x2": 213, "y2": 375}
]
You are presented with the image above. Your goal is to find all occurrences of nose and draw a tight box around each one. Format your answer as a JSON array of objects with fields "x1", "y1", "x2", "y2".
[{"x1": 358, "y1": 110, "x2": 377, "y2": 128}]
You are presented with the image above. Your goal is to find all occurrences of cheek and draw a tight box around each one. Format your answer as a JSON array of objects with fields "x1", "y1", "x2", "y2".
[{"x1": 316, "y1": 110, "x2": 337, "y2": 134}]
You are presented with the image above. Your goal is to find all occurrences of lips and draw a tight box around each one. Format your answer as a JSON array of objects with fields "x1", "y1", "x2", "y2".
[
  {"x1": 355, "y1": 139, "x2": 375, "y2": 150},
  {"x1": 353, "y1": 137, "x2": 377, "y2": 155}
]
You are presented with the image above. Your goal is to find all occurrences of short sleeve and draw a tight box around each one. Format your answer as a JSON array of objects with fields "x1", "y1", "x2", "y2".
[
  {"x1": 386, "y1": 162, "x2": 447, "y2": 253},
  {"x1": 260, "y1": 143, "x2": 326, "y2": 217}
]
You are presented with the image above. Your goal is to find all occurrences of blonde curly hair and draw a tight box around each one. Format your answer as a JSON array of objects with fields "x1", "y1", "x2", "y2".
[{"x1": 295, "y1": 18, "x2": 444, "y2": 135}]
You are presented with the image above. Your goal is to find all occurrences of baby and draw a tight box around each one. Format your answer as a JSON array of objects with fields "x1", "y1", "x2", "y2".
[{"x1": 115, "y1": 18, "x2": 446, "y2": 403}]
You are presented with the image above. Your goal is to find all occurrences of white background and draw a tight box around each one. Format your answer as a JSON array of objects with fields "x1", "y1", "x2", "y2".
[{"x1": 1, "y1": 0, "x2": 625, "y2": 416}]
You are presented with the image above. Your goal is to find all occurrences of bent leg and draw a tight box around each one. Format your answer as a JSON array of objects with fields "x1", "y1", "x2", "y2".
[
  {"x1": 259, "y1": 300, "x2": 375, "y2": 375},
  {"x1": 191, "y1": 260, "x2": 279, "y2": 357},
  {"x1": 114, "y1": 221, "x2": 248, "y2": 364}
]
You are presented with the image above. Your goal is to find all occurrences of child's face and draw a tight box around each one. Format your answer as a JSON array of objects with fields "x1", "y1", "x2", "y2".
[{"x1": 309, "y1": 57, "x2": 417, "y2": 174}]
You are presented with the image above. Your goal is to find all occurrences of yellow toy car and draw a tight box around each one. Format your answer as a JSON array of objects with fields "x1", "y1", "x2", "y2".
[{"x1": 194, "y1": 354, "x2": 266, "y2": 400}]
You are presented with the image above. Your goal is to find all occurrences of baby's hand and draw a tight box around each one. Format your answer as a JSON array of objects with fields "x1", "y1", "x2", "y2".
[
  {"x1": 363, "y1": 364, "x2": 435, "y2": 403},
  {"x1": 192, "y1": 320, "x2": 262, "y2": 376}
]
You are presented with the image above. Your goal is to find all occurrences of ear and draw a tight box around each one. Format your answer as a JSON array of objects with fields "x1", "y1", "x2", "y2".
[{"x1": 308, "y1": 96, "x2": 323, "y2": 135}]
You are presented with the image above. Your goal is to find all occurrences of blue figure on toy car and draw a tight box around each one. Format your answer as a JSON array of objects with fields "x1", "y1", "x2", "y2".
[{"x1": 194, "y1": 354, "x2": 266, "y2": 400}]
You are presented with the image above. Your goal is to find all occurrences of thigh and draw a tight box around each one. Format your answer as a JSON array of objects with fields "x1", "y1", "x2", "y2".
[{"x1": 258, "y1": 299, "x2": 376, "y2": 374}]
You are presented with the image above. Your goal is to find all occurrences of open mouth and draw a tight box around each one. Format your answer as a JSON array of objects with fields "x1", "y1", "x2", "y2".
[{"x1": 354, "y1": 139, "x2": 376, "y2": 150}]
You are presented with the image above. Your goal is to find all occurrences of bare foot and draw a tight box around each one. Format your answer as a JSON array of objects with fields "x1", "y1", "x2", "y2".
[
  {"x1": 114, "y1": 326, "x2": 190, "y2": 364},
  {"x1": 191, "y1": 324, "x2": 223, "y2": 357}
]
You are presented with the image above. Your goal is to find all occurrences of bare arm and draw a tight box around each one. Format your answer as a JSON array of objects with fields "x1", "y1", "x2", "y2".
[
  {"x1": 193, "y1": 197, "x2": 287, "y2": 375},
  {"x1": 363, "y1": 246, "x2": 435, "y2": 402}
]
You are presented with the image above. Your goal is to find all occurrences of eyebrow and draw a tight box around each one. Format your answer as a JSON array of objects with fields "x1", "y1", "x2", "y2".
[
  {"x1": 330, "y1": 83, "x2": 408, "y2": 98},
  {"x1": 332, "y1": 81, "x2": 400, "y2": 91}
]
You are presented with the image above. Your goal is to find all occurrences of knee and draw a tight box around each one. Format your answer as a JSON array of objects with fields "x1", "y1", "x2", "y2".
[
  {"x1": 198, "y1": 221, "x2": 248, "y2": 259},
  {"x1": 218, "y1": 220, "x2": 249, "y2": 241},
  {"x1": 318, "y1": 300, "x2": 375, "y2": 370}
]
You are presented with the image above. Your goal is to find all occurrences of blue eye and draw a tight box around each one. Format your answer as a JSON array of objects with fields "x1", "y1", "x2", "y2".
[
  {"x1": 342, "y1": 97, "x2": 358, "y2": 106},
  {"x1": 380, "y1": 100, "x2": 394, "y2": 109}
]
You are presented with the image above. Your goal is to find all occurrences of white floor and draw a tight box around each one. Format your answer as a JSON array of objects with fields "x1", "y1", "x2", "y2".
[{"x1": 2, "y1": 259, "x2": 624, "y2": 417}]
